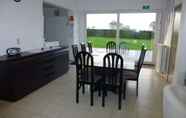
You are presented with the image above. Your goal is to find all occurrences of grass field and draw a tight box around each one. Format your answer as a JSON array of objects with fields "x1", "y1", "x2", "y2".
[{"x1": 87, "y1": 37, "x2": 153, "y2": 50}]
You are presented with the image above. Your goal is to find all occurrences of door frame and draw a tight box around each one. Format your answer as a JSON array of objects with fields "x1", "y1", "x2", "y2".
[{"x1": 85, "y1": 10, "x2": 161, "y2": 65}]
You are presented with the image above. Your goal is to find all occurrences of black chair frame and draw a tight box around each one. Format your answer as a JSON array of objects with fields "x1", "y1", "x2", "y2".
[
  {"x1": 102, "y1": 53, "x2": 124, "y2": 110},
  {"x1": 123, "y1": 47, "x2": 146, "y2": 97},
  {"x1": 75, "y1": 51, "x2": 101, "y2": 106},
  {"x1": 106, "y1": 41, "x2": 116, "y2": 53},
  {"x1": 88, "y1": 42, "x2": 93, "y2": 53},
  {"x1": 119, "y1": 41, "x2": 128, "y2": 54},
  {"x1": 80, "y1": 43, "x2": 87, "y2": 52}
]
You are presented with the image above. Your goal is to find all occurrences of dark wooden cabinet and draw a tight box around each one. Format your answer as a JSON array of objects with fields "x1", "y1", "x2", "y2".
[{"x1": 0, "y1": 47, "x2": 69, "y2": 101}]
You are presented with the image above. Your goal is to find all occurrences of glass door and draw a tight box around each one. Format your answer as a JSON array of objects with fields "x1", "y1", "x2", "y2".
[
  {"x1": 86, "y1": 13, "x2": 157, "y2": 64},
  {"x1": 87, "y1": 13, "x2": 117, "y2": 53},
  {"x1": 119, "y1": 13, "x2": 156, "y2": 63}
]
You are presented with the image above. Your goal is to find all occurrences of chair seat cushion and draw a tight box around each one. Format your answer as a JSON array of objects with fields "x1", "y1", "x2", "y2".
[
  {"x1": 123, "y1": 69, "x2": 138, "y2": 80},
  {"x1": 79, "y1": 71, "x2": 102, "y2": 83}
]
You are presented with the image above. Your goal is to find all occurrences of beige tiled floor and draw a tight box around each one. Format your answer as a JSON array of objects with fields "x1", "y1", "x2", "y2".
[{"x1": 0, "y1": 66, "x2": 167, "y2": 118}]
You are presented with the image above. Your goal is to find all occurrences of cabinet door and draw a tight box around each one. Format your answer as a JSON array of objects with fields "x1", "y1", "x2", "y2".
[
  {"x1": 34, "y1": 53, "x2": 56, "y2": 85},
  {"x1": 54, "y1": 51, "x2": 69, "y2": 78},
  {"x1": 0, "y1": 63, "x2": 12, "y2": 100},
  {"x1": 10, "y1": 58, "x2": 35, "y2": 100}
]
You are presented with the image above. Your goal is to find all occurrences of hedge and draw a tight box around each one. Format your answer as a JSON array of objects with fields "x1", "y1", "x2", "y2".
[{"x1": 87, "y1": 29, "x2": 154, "y2": 40}]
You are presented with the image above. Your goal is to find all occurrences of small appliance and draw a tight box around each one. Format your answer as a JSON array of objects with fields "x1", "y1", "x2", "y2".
[{"x1": 6, "y1": 47, "x2": 21, "y2": 57}]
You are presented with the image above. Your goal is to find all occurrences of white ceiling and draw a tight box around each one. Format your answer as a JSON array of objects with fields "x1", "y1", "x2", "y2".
[{"x1": 44, "y1": 0, "x2": 168, "y2": 11}]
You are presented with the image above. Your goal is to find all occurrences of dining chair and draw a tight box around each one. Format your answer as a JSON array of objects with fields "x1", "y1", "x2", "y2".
[
  {"x1": 119, "y1": 41, "x2": 128, "y2": 55},
  {"x1": 75, "y1": 51, "x2": 102, "y2": 106},
  {"x1": 72, "y1": 44, "x2": 79, "y2": 61},
  {"x1": 123, "y1": 47, "x2": 147, "y2": 97},
  {"x1": 106, "y1": 41, "x2": 116, "y2": 53},
  {"x1": 80, "y1": 43, "x2": 87, "y2": 52},
  {"x1": 102, "y1": 53, "x2": 124, "y2": 110},
  {"x1": 88, "y1": 42, "x2": 93, "y2": 53}
]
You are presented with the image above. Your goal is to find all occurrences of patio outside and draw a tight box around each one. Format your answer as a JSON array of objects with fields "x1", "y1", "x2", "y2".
[{"x1": 92, "y1": 48, "x2": 152, "y2": 62}]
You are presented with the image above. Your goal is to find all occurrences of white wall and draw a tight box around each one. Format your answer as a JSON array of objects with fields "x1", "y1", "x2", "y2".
[
  {"x1": 73, "y1": 11, "x2": 87, "y2": 44},
  {"x1": 173, "y1": 0, "x2": 186, "y2": 86},
  {"x1": 0, "y1": 0, "x2": 44, "y2": 55},
  {"x1": 155, "y1": 0, "x2": 186, "y2": 86},
  {"x1": 161, "y1": 0, "x2": 175, "y2": 45},
  {"x1": 44, "y1": 7, "x2": 70, "y2": 45},
  {"x1": 44, "y1": 0, "x2": 78, "y2": 10},
  {"x1": 45, "y1": 17, "x2": 69, "y2": 44}
]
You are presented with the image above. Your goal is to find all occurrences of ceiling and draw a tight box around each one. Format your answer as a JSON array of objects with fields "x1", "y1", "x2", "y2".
[{"x1": 44, "y1": 0, "x2": 168, "y2": 11}]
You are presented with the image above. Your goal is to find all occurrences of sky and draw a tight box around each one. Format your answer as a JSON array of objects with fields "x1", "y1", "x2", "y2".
[{"x1": 87, "y1": 13, "x2": 156, "y2": 31}]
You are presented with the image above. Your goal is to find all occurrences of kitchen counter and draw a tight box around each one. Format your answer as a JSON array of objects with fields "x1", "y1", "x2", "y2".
[{"x1": 0, "y1": 46, "x2": 68, "y2": 62}]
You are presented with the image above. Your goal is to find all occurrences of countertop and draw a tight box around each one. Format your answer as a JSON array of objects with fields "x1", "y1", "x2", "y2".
[{"x1": 0, "y1": 46, "x2": 68, "y2": 62}]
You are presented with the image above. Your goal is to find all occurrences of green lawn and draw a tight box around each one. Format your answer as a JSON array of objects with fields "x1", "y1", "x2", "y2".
[{"x1": 87, "y1": 37, "x2": 153, "y2": 50}]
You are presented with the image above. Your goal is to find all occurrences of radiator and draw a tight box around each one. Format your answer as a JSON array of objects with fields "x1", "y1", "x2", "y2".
[{"x1": 156, "y1": 44, "x2": 170, "y2": 74}]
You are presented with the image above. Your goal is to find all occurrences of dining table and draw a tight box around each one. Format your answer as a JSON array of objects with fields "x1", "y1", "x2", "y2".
[{"x1": 90, "y1": 49, "x2": 136, "y2": 100}]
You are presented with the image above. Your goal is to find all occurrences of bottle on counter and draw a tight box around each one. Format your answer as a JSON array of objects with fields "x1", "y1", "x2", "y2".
[{"x1": 42, "y1": 39, "x2": 47, "y2": 50}]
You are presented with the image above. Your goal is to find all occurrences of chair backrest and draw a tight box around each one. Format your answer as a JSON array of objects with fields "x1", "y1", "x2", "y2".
[
  {"x1": 103, "y1": 53, "x2": 123, "y2": 85},
  {"x1": 88, "y1": 42, "x2": 93, "y2": 53},
  {"x1": 75, "y1": 51, "x2": 94, "y2": 82},
  {"x1": 80, "y1": 43, "x2": 87, "y2": 52},
  {"x1": 136, "y1": 47, "x2": 147, "y2": 73},
  {"x1": 72, "y1": 44, "x2": 78, "y2": 59},
  {"x1": 106, "y1": 41, "x2": 116, "y2": 53},
  {"x1": 119, "y1": 41, "x2": 128, "y2": 54}
]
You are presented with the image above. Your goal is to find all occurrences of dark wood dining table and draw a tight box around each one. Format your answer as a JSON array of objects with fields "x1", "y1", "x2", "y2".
[{"x1": 91, "y1": 50, "x2": 135, "y2": 102}]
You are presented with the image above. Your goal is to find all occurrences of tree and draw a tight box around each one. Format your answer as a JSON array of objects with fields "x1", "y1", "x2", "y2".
[
  {"x1": 91, "y1": 26, "x2": 96, "y2": 29},
  {"x1": 109, "y1": 21, "x2": 123, "y2": 29},
  {"x1": 121, "y1": 25, "x2": 130, "y2": 30},
  {"x1": 109, "y1": 21, "x2": 132, "y2": 31}
]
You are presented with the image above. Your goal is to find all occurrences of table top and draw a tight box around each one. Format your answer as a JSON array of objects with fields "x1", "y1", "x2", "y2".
[{"x1": 92, "y1": 51, "x2": 135, "y2": 70}]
